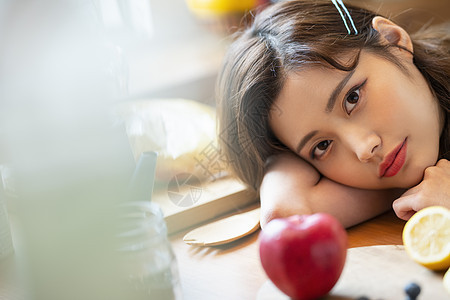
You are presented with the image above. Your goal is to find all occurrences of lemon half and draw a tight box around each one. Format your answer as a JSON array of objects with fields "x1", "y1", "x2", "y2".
[{"x1": 402, "y1": 206, "x2": 450, "y2": 271}]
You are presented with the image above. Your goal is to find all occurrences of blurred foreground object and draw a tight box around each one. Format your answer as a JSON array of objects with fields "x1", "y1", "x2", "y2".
[
  {"x1": 0, "y1": 179, "x2": 14, "y2": 260},
  {"x1": 0, "y1": 0, "x2": 162, "y2": 299},
  {"x1": 117, "y1": 202, "x2": 182, "y2": 299},
  {"x1": 185, "y1": 0, "x2": 271, "y2": 33}
]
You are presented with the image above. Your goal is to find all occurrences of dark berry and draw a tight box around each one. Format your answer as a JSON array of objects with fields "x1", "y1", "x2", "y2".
[{"x1": 404, "y1": 282, "x2": 421, "y2": 299}]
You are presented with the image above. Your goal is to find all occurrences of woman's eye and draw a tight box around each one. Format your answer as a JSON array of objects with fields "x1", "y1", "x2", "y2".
[
  {"x1": 344, "y1": 88, "x2": 360, "y2": 114},
  {"x1": 312, "y1": 140, "x2": 332, "y2": 159},
  {"x1": 344, "y1": 78, "x2": 367, "y2": 114}
]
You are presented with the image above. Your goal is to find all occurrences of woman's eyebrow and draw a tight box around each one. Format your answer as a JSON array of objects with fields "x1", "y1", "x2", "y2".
[
  {"x1": 325, "y1": 69, "x2": 356, "y2": 113},
  {"x1": 296, "y1": 130, "x2": 319, "y2": 154}
]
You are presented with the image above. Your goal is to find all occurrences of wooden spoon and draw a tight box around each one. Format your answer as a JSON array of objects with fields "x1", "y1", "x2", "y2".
[{"x1": 183, "y1": 207, "x2": 261, "y2": 246}]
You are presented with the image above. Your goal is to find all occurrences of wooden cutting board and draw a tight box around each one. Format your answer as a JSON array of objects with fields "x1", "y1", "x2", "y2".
[{"x1": 257, "y1": 245, "x2": 449, "y2": 300}]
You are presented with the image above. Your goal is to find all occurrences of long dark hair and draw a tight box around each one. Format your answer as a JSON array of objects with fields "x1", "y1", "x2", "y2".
[{"x1": 216, "y1": 0, "x2": 450, "y2": 191}]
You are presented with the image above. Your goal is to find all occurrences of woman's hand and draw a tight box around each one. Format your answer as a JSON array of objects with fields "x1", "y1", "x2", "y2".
[{"x1": 393, "y1": 159, "x2": 450, "y2": 220}]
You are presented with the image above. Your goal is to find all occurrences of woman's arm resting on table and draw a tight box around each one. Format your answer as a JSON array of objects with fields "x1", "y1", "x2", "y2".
[
  {"x1": 260, "y1": 152, "x2": 403, "y2": 228},
  {"x1": 393, "y1": 159, "x2": 450, "y2": 220}
]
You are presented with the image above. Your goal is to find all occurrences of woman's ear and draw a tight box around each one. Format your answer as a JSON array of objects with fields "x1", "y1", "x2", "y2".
[{"x1": 372, "y1": 16, "x2": 413, "y2": 54}]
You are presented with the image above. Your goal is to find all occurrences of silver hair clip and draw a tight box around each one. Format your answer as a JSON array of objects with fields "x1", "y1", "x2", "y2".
[{"x1": 331, "y1": 0, "x2": 358, "y2": 35}]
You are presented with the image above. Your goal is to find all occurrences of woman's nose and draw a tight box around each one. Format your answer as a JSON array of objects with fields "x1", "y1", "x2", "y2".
[{"x1": 344, "y1": 130, "x2": 381, "y2": 162}]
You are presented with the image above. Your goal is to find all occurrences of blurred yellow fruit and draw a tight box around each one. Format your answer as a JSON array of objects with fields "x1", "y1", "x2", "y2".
[
  {"x1": 186, "y1": 0, "x2": 259, "y2": 17},
  {"x1": 403, "y1": 206, "x2": 450, "y2": 271}
]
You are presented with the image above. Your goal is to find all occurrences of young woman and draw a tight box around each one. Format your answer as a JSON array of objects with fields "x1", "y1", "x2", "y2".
[{"x1": 216, "y1": 0, "x2": 449, "y2": 228}]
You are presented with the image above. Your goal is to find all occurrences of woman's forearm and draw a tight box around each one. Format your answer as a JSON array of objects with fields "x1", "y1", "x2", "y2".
[{"x1": 260, "y1": 152, "x2": 404, "y2": 228}]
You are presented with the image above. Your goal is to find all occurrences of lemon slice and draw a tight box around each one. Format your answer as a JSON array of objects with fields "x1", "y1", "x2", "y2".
[
  {"x1": 402, "y1": 206, "x2": 450, "y2": 271},
  {"x1": 444, "y1": 268, "x2": 450, "y2": 295}
]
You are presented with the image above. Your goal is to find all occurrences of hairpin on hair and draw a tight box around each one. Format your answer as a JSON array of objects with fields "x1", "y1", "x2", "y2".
[{"x1": 331, "y1": 0, "x2": 358, "y2": 35}]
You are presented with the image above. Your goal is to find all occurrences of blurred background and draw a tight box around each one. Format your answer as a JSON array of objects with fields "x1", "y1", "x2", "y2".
[{"x1": 128, "y1": 0, "x2": 450, "y2": 105}]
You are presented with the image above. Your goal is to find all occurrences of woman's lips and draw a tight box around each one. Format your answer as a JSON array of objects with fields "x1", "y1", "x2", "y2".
[{"x1": 379, "y1": 139, "x2": 407, "y2": 178}]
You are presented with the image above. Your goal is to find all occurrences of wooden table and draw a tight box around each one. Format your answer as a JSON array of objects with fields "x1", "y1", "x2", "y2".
[{"x1": 170, "y1": 210, "x2": 406, "y2": 300}]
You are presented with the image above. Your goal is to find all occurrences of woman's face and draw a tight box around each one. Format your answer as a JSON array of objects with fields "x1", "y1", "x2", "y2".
[{"x1": 269, "y1": 50, "x2": 443, "y2": 189}]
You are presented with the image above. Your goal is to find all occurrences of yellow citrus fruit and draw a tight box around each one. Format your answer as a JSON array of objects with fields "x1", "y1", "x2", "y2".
[
  {"x1": 186, "y1": 0, "x2": 258, "y2": 16},
  {"x1": 444, "y1": 268, "x2": 450, "y2": 295},
  {"x1": 402, "y1": 206, "x2": 450, "y2": 271}
]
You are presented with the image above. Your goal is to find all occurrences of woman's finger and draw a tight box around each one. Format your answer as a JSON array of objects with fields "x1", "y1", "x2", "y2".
[{"x1": 392, "y1": 193, "x2": 419, "y2": 221}]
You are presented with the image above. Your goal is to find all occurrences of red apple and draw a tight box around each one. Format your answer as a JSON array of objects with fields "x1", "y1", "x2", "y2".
[{"x1": 259, "y1": 213, "x2": 348, "y2": 300}]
